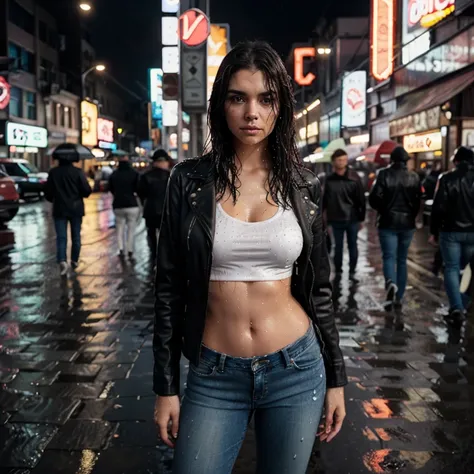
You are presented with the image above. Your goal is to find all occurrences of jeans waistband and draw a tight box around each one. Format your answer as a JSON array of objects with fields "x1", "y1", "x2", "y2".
[{"x1": 199, "y1": 323, "x2": 317, "y2": 371}]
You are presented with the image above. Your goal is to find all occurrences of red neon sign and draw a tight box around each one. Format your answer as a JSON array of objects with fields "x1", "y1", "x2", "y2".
[
  {"x1": 294, "y1": 47, "x2": 316, "y2": 86},
  {"x1": 371, "y1": 0, "x2": 395, "y2": 81},
  {"x1": 0, "y1": 77, "x2": 11, "y2": 110}
]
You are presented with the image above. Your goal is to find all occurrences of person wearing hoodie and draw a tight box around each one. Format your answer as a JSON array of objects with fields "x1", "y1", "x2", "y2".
[
  {"x1": 108, "y1": 155, "x2": 141, "y2": 260},
  {"x1": 44, "y1": 157, "x2": 92, "y2": 276},
  {"x1": 369, "y1": 146, "x2": 423, "y2": 310},
  {"x1": 430, "y1": 146, "x2": 474, "y2": 325}
]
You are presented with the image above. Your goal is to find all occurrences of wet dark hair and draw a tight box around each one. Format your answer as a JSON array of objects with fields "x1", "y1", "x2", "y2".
[
  {"x1": 207, "y1": 40, "x2": 302, "y2": 207},
  {"x1": 331, "y1": 149, "x2": 348, "y2": 161}
]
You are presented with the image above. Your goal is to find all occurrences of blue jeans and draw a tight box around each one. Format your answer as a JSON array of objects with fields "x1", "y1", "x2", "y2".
[
  {"x1": 54, "y1": 216, "x2": 83, "y2": 263},
  {"x1": 378, "y1": 229, "x2": 416, "y2": 301},
  {"x1": 439, "y1": 231, "x2": 474, "y2": 311},
  {"x1": 173, "y1": 325, "x2": 326, "y2": 474},
  {"x1": 330, "y1": 221, "x2": 359, "y2": 273}
]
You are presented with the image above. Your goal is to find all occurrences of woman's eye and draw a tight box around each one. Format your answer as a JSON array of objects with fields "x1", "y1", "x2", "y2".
[
  {"x1": 230, "y1": 96, "x2": 244, "y2": 103},
  {"x1": 262, "y1": 97, "x2": 273, "y2": 105}
]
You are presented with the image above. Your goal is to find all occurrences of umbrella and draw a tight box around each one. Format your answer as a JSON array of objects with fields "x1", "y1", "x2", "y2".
[
  {"x1": 48, "y1": 143, "x2": 95, "y2": 161},
  {"x1": 355, "y1": 140, "x2": 398, "y2": 165},
  {"x1": 306, "y1": 138, "x2": 346, "y2": 163}
]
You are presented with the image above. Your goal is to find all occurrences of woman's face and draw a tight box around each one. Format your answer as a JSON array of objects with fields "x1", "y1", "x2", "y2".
[{"x1": 224, "y1": 69, "x2": 279, "y2": 148}]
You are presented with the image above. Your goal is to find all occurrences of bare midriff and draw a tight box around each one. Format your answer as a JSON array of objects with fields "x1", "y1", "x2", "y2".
[{"x1": 203, "y1": 278, "x2": 310, "y2": 357}]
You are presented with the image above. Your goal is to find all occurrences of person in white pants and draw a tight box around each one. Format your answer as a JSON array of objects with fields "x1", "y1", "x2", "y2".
[
  {"x1": 114, "y1": 207, "x2": 141, "y2": 257},
  {"x1": 108, "y1": 155, "x2": 141, "y2": 260}
]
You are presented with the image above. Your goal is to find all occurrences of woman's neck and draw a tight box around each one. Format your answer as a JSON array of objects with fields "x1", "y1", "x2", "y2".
[{"x1": 233, "y1": 139, "x2": 271, "y2": 171}]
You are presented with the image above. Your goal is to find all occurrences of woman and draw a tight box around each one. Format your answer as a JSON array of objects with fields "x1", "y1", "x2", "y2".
[
  {"x1": 108, "y1": 154, "x2": 140, "y2": 260},
  {"x1": 153, "y1": 41, "x2": 347, "y2": 474}
]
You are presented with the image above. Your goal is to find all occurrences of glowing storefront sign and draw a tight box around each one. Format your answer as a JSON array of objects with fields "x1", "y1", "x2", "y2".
[
  {"x1": 341, "y1": 71, "x2": 367, "y2": 127},
  {"x1": 408, "y1": 0, "x2": 455, "y2": 29},
  {"x1": 403, "y1": 130, "x2": 442, "y2": 152},
  {"x1": 294, "y1": 47, "x2": 316, "y2": 86},
  {"x1": 149, "y1": 68, "x2": 163, "y2": 126},
  {"x1": 208, "y1": 24, "x2": 229, "y2": 99},
  {"x1": 97, "y1": 118, "x2": 114, "y2": 143},
  {"x1": 371, "y1": 0, "x2": 395, "y2": 81},
  {"x1": 0, "y1": 77, "x2": 11, "y2": 110},
  {"x1": 81, "y1": 101, "x2": 98, "y2": 147},
  {"x1": 6, "y1": 122, "x2": 48, "y2": 148}
]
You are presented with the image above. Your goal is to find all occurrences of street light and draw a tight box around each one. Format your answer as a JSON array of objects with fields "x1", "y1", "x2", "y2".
[
  {"x1": 79, "y1": 2, "x2": 92, "y2": 11},
  {"x1": 317, "y1": 47, "x2": 332, "y2": 55},
  {"x1": 81, "y1": 64, "x2": 106, "y2": 96}
]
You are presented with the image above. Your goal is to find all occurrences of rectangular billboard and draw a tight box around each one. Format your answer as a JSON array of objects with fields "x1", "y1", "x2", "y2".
[
  {"x1": 81, "y1": 101, "x2": 98, "y2": 147},
  {"x1": 149, "y1": 68, "x2": 163, "y2": 127},
  {"x1": 97, "y1": 118, "x2": 114, "y2": 143},
  {"x1": 207, "y1": 24, "x2": 230, "y2": 99},
  {"x1": 6, "y1": 122, "x2": 48, "y2": 148},
  {"x1": 341, "y1": 71, "x2": 367, "y2": 128}
]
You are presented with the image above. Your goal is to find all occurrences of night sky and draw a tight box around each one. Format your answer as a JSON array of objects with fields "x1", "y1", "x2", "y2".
[{"x1": 89, "y1": 0, "x2": 368, "y2": 92}]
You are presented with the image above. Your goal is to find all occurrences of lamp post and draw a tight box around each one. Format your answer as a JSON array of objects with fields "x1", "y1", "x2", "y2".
[{"x1": 81, "y1": 64, "x2": 106, "y2": 99}]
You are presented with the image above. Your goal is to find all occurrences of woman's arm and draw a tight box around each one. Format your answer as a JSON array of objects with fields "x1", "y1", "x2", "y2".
[{"x1": 153, "y1": 167, "x2": 185, "y2": 396}]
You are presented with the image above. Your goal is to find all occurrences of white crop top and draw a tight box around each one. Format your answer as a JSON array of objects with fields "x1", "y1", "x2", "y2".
[{"x1": 210, "y1": 203, "x2": 304, "y2": 281}]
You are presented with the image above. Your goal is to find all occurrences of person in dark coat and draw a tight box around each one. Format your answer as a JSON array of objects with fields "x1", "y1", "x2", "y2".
[
  {"x1": 45, "y1": 157, "x2": 92, "y2": 276},
  {"x1": 430, "y1": 146, "x2": 474, "y2": 326},
  {"x1": 138, "y1": 149, "x2": 170, "y2": 261},
  {"x1": 108, "y1": 155, "x2": 141, "y2": 260},
  {"x1": 369, "y1": 146, "x2": 423, "y2": 310},
  {"x1": 323, "y1": 149, "x2": 366, "y2": 281}
]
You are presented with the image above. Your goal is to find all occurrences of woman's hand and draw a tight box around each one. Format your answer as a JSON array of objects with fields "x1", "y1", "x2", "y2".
[
  {"x1": 154, "y1": 395, "x2": 181, "y2": 448},
  {"x1": 318, "y1": 387, "x2": 345, "y2": 443}
]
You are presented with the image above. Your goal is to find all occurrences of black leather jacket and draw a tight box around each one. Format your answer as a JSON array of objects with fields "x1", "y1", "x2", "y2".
[
  {"x1": 108, "y1": 162, "x2": 140, "y2": 209},
  {"x1": 431, "y1": 163, "x2": 474, "y2": 236},
  {"x1": 369, "y1": 163, "x2": 422, "y2": 230},
  {"x1": 45, "y1": 162, "x2": 92, "y2": 218},
  {"x1": 137, "y1": 167, "x2": 170, "y2": 223},
  {"x1": 153, "y1": 156, "x2": 347, "y2": 396},
  {"x1": 323, "y1": 169, "x2": 366, "y2": 223}
]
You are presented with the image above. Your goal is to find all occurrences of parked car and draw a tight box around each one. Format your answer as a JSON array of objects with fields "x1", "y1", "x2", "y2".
[
  {"x1": 0, "y1": 158, "x2": 48, "y2": 199},
  {"x1": 0, "y1": 165, "x2": 20, "y2": 223}
]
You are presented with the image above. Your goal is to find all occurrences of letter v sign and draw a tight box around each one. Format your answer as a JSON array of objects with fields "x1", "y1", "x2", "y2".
[{"x1": 179, "y1": 8, "x2": 210, "y2": 47}]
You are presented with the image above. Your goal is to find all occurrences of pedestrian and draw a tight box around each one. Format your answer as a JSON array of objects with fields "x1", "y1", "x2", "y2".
[
  {"x1": 153, "y1": 41, "x2": 347, "y2": 474},
  {"x1": 44, "y1": 155, "x2": 92, "y2": 276},
  {"x1": 430, "y1": 146, "x2": 474, "y2": 326},
  {"x1": 369, "y1": 146, "x2": 423, "y2": 310},
  {"x1": 93, "y1": 165, "x2": 102, "y2": 192},
  {"x1": 137, "y1": 149, "x2": 170, "y2": 262},
  {"x1": 322, "y1": 148, "x2": 366, "y2": 281},
  {"x1": 108, "y1": 154, "x2": 141, "y2": 260}
]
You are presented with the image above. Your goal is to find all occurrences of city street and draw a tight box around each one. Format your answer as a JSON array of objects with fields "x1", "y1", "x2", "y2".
[{"x1": 0, "y1": 194, "x2": 473, "y2": 474}]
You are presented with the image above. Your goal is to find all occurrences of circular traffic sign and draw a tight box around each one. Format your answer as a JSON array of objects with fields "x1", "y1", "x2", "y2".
[
  {"x1": 0, "y1": 77, "x2": 11, "y2": 111},
  {"x1": 178, "y1": 8, "x2": 210, "y2": 47}
]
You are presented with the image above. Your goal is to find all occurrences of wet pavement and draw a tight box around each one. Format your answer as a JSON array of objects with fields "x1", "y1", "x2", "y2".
[{"x1": 0, "y1": 194, "x2": 473, "y2": 474}]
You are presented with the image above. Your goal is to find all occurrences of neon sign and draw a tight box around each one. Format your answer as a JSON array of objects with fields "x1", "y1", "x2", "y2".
[
  {"x1": 371, "y1": 0, "x2": 395, "y2": 81},
  {"x1": 294, "y1": 47, "x2": 316, "y2": 86},
  {"x1": 408, "y1": 0, "x2": 455, "y2": 29}
]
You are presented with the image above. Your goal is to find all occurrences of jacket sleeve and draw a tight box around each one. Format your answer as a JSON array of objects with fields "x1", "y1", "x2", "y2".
[
  {"x1": 79, "y1": 171, "x2": 92, "y2": 198},
  {"x1": 309, "y1": 178, "x2": 348, "y2": 388},
  {"x1": 369, "y1": 170, "x2": 384, "y2": 212},
  {"x1": 153, "y1": 167, "x2": 185, "y2": 396},
  {"x1": 355, "y1": 174, "x2": 366, "y2": 222},
  {"x1": 137, "y1": 174, "x2": 148, "y2": 202},
  {"x1": 430, "y1": 174, "x2": 447, "y2": 237},
  {"x1": 108, "y1": 173, "x2": 115, "y2": 195},
  {"x1": 44, "y1": 173, "x2": 54, "y2": 202}
]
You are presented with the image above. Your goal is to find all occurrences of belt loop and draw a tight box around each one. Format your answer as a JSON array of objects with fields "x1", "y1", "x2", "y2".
[
  {"x1": 281, "y1": 348, "x2": 292, "y2": 368},
  {"x1": 218, "y1": 354, "x2": 226, "y2": 372}
]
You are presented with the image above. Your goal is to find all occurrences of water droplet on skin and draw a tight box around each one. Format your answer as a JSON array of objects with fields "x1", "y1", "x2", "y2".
[
  {"x1": 300, "y1": 437, "x2": 304, "y2": 442},
  {"x1": 313, "y1": 396, "x2": 317, "y2": 401},
  {"x1": 293, "y1": 454, "x2": 297, "y2": 459}
]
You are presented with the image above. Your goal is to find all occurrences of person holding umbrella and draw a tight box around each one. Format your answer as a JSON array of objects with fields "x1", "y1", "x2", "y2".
[
  {"x1": 137, "y1": 149, "x2": 170, "y2": 262},
  {"x1": 44, "y1": 144, "x2": 92, "y2": 276}
]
